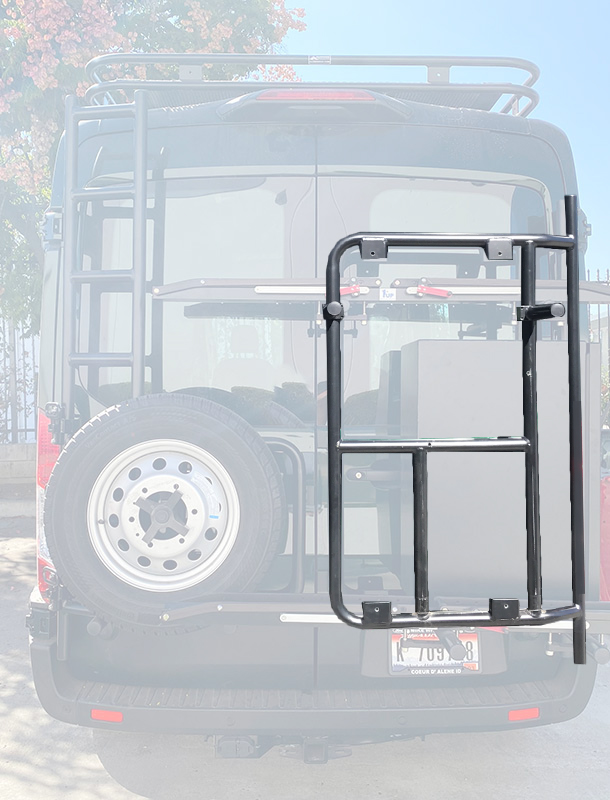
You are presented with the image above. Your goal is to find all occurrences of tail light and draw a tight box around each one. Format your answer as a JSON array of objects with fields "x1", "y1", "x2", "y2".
[
  {"x1": 36, "y1": 410, "x2": 61, "y2": 601},
  {"x1": 600, "y1": 478, "x2": 610, "y2": 600},
  {"x1": 37, "y1": 410, "x2": 60, "y2": 489},
  {"x1": 91, "y1": 709, "x2": 123, "y2": 723},
  {"x1": 36, "y1": 490, "x2": 57, "y2": 601},
  {"x1": 508, "y1": 707, "x2": 539, "y2": 722},
  {"x1": 256, "y1": 88, "x2": 375, "y2": 102}
]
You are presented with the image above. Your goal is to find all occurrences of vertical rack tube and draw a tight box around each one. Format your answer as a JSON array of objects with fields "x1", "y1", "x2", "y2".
[
  {"x1": 150, "y1": 149, "x2": 168, "y2": 394},
  {"x1": 326, "y1": 246, "x2": 344, "y2": 617},
  {"x1": 521, "y1": 240, "x2": 543, "y2": 613},
  {"x1": 62, "y1": 95, "x2": 78, "y2": 427},
  {"x1": 566, "y1": 194, "x2": 587, "y2": 664},
  {"x1": 413, "y1": 448, "x2": 429, "y2": 616},
  {"x1": 132, "y1": 90, "x2": 148, "y2": 398}
]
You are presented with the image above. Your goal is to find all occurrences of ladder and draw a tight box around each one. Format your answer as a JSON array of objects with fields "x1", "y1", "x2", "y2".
[
  {"x1": 60, "y1": 91, "x2": 151, "y2": 435},
  {"x1": 324, "y1": 195, "x2": 586, "y2": 664}
]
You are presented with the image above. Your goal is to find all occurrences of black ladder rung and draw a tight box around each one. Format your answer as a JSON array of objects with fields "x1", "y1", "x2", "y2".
[
  {"x1": 71, "y1": 270, "x2": 134, "y2": 286},
  {"x1": 337, "y1": 437, "x2": 530, "y2": 454},
  {"x1": 68, "y1": 353, "x2": 133, "y2": 367},
  {"x1": 72, "y1": 186, "x2": 135, "y2": 202},
  {"x1": 73, "y1": 104, "x2": 136, "y2": 122},
  {"x1": 518, "y1": 303, "x2": 565, "y2": 322}
]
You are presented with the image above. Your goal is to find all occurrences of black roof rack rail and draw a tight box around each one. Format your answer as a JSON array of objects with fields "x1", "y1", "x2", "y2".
[{"x1": 85, "y1": 53, "x2": 540, "y2": 117}]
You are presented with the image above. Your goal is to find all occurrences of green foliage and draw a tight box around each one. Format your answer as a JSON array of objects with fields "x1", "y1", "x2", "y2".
[
  {"x1": 0, "y1": 0, "x2": 305, "y2": 327},
  {"x1": 0, "y1": 221, "x2": 41, "y2": 332},
  {"x1": 602, "y1": 366, "x2": 610, "y2": 428},
  {"x1": 0, "y1": 183, "x2": 45, "y2": 330}
]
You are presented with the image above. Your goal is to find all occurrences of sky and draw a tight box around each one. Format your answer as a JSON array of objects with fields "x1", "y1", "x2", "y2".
[{"x1": 281, "y1": 0, "x2": 610, "y2": 275}]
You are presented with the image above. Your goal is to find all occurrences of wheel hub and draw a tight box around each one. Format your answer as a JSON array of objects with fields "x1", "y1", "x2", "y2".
[
  {"x1": 87, "y1": 439, "x2": 240, "y2": 592},
  {"x1": 151, "y1": 506, "x2": 172, "y2": 526}
]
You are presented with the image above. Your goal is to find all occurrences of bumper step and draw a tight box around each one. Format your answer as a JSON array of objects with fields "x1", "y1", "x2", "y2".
[{"x1": 78, "y1": 680, "x2": 553, "y2": 712}]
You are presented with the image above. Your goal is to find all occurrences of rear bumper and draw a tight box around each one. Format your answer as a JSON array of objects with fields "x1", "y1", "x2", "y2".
[{"x1": 30, "y1": 635, "x2": 597, "y2": 737}]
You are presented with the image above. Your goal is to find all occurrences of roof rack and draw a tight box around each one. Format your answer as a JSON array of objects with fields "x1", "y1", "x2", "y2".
[{"x1": 85, "y1": 54, "x2": 540, "y2": 117}]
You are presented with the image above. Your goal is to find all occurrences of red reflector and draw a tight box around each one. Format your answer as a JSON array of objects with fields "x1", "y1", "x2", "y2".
[
  {"x1": 91, "y1": 709, "x2": 123, "y2": 723},
  {"x1": 508, "y1": 707, "x2": 539, "y2": 721},
  {"x1": 600, "y1": 477, "x2": 610, "y2": 600},
  {"x1": 37, "y1": 411, "x2": 60, "y2": 489},
  {"x1": 256, "y1": 88, "x2": 375, "y2": 102}
]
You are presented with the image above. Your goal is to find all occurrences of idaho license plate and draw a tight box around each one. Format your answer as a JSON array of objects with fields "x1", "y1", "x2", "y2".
[{"x1": 390, "y1": 629, "x2": 480, "y2": 675}]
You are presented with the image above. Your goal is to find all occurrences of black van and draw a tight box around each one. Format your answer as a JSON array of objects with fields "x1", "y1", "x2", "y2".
[{"x1": 28, "y1": 54, "x2": 610, "y2": 761}]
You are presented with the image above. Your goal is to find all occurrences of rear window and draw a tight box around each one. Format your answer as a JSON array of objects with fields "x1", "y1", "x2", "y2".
[
  {"x1": 90, "y1": 176, "x2": 314, "y2": 282},
  {"x1": 163, "y1": 177, "x2": 312, "y2": 281},
  {"x1": 67, "y1": 119, "x2": 565, "y2": 404}
]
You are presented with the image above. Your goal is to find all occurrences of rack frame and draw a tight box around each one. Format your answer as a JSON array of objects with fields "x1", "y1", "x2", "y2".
[{"x1": 324, "y1": 196, "x2": 587, "y2": 664}]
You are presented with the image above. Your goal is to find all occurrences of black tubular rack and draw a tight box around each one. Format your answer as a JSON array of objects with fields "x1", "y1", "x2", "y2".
[
  {"x1": 84, "y1": 53, "x2": 539, "y2": 116},
  {"x1": 60, "y1": 91, "x2": 150, "y2": 428},
  {"x1": 325, "y1": 196, "x2": 586, "y2": 665}
]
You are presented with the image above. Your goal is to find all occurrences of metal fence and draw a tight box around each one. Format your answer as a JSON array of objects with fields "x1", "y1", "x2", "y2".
[{"x1": 0, "y1": 319, "x2": 38, "y2": 443}]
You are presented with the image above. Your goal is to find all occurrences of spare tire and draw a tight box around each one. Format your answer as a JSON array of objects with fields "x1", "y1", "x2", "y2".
[
  {"x1": 173, "y1": 386, "x2": 305, "y2": 429},
  {"x1": 44, "y1": 393, "x2": 286, "y2": 631}
]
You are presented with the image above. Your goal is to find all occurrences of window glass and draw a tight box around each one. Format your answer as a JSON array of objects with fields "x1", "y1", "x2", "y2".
[{"x1": 163, "y1": 177, "x2": 296, "y2": 281}]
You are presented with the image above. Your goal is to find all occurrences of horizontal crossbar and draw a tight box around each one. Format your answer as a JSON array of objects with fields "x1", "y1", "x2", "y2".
[
  {"x1": 338, "y1": 437, "x2": 530, "y2": 454},
  {"x1": 68, "y1": 353, "x2": 133, "y2": 367},
  {"x1": 352, "y1": 604, "x2": 581, "y2": 630}
]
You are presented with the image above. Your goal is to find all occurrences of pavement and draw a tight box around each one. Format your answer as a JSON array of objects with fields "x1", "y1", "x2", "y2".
[
  {"x1": 0, "y1": 481, "x2": 35, "y2": 519},
  {"x1": 2, "y1": 515, "x2": 610, "y2": 800}
]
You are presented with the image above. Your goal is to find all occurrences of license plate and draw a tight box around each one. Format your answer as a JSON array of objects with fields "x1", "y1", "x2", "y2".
[{"x1": 390, "y1": 629, "x2": 480, "y2": 675}]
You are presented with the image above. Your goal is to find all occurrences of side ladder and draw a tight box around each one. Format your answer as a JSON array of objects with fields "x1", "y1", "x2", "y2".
[
  {"x1": 59, "y1": 91, "x2": 150, "y2": 437},
  {"x1": 324, "y1": 195, "x2": 586, "y2": 664}
]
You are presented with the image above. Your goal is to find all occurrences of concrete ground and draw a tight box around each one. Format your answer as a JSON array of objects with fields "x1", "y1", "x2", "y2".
[
  {"x1": 2, "y1": 515, "x2": 610, "y2": 800},
  {"x1": 0, "y1": 481, "x2": 35, "y2": 519}
]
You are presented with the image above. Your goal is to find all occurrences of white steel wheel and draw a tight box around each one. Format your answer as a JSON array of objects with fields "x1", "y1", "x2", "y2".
[
  {"x1": 44, "y1": 394, "x2": 286, "y2": 632},
  {"x1": 87, "y1": 440, "x2": 240, "y2": 592}
]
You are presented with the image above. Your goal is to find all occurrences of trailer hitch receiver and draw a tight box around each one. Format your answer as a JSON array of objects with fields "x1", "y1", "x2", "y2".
[{"x1": 325, "y1": 196, "x2": 586, "y2": 664}]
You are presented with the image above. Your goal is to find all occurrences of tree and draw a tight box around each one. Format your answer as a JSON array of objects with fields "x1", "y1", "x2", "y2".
[{"x1": 0, "y1": 0, "x2": 306, "y2": 330}]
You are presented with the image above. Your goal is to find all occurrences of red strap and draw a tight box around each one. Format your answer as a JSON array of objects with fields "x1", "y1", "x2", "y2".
[{"x1": 416, "y1": 284, "x2": 452, "y2": 298}]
